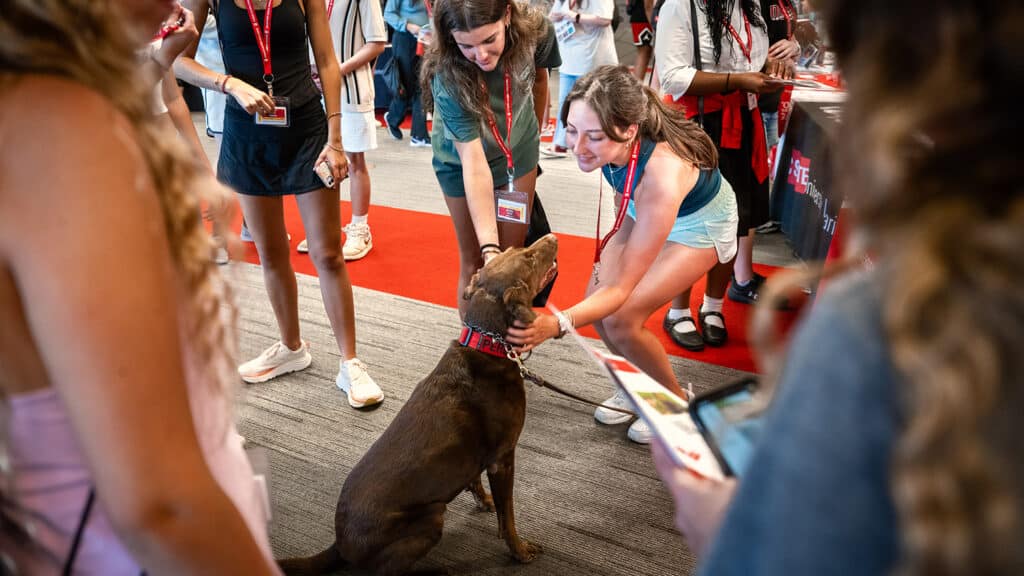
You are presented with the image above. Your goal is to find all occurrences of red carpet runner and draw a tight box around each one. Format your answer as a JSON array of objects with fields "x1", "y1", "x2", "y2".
[{"x1": 233, "y1": 199, "x2": 799, "y2": 373}]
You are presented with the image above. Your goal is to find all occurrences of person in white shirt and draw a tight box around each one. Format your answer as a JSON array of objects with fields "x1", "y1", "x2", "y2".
[
  {"x1": 541, "y1": 0, "x2": 618, "y2": 158},
  {"x1": 299, "y1": 0, "x2": 388, "y2": 261},
  {"x1": 655, "y1": 0, "x2": 783, "y2": 351}
]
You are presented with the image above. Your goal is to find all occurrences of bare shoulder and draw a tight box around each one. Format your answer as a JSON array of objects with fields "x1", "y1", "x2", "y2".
[{"x1": 640, "y1": 142, "x2": 700, "y2": 201}]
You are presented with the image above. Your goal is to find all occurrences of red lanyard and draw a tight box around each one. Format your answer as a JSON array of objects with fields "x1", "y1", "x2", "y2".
[
  {"x1": 726, "y1": 12, "x2": 753, "y2": 63},
  {"x1": 243, "y1": 0, "x2": 275, "y2": 91},
  {"x1": 424, "y1": 0, "x2": 433, "y2": 18},
  {"x1": 483, "y1": 69, "x2": 515, "y2": 187},
  {"x1": 327, "y1": 0, "x2": 335, "y2": 16},
  {"x1": 594, "y1": 139, "x2": 641, "y2": 265}
]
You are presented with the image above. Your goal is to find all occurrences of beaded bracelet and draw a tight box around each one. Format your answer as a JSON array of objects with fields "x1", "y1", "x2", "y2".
[{"x1": 553, "y1": 310, "x2": 574, "y2": 339}]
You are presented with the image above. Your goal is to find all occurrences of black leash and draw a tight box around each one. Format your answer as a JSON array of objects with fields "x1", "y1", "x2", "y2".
[{"x1": 505, "y1": 348, "x2": 636, "y2": 417}]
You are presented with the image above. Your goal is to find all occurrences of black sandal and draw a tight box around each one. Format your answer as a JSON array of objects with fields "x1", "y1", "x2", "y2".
[{"x1": 699, "y1": 311, "x2": 729, "y2": 347}]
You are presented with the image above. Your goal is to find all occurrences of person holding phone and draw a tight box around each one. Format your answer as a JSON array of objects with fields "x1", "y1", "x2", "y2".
[
  {"x1": 420, "y1": 0, "x2": 560, "y2": 319},
  {"x1": 652, "y1": 0, "x2": 1024, "y2": 573},
  {"x1": 0, "y1": 1, "x2": 281, "y2": 572},
  {"x1": 655, "y1": 0, "x2": 782, "y2": 351},
  {"x1": 506, "y1": 65, "x2": 739, "y2": 444},
  {"x1": 176, "y1": 0, "x2": 383, "y2": 407}
]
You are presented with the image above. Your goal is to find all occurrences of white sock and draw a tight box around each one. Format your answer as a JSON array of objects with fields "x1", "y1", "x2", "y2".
[
  {"x1": 666, "y1": 307, "x2": 687, "y2": 321},
  {"x1": 667, "y1": 307, "x2": 697, "y2": 334},
  {"x1": 701, "y1": 296, "x2": 725, "y2": 328},
  {"x1": 350, "y1": 213, "x2": 368, "y2": 226}
]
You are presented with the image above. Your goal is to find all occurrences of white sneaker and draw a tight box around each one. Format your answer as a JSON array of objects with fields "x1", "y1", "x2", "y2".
[
  {"x1": 336, "y1": 358, "x2": 384, "y2": 408},
  {"x1": 238, "y1": 341, "x2": 312, "y2": 384},
  {"x1": 297, "y1": 238, "x2": 309, "y2": 253},
  {"x1": 342, "y1": 222, "x2": 372, "y2": 261},
  {"x1": 627, "y1": 418, "x2": 654, "y2": 444},
  {"x1": 593, "y1": 389, "x2": 634, "y2": 425}
]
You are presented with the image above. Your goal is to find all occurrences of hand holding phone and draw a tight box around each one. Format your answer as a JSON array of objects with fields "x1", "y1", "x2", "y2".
[
  {"x1": 314, "y1": 160, "x2": 336, "y2": 188},
  {"x1": 689, "y1": 378, "x2": 766, "y2": 477}
]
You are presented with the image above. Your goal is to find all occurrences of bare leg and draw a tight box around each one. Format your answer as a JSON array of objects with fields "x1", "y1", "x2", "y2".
[
  {"x1": 295, "y1": 187, "x2": 357, "y2": 359},
  {"x1": 633, "y1": 45, "x2": 653, "y2": 82},
  {"x1": 237, "y1": 194, "x2": 301, "y2": 349},
  {"x1": 732, "y1": 229, "x2": 756, "y2": 284},
  {"x1": 346, "y1": 151, "x2": 370, "y2": 219},
  {"x1": 597, "y1": 225, "x2": 719, "y2": 395}
]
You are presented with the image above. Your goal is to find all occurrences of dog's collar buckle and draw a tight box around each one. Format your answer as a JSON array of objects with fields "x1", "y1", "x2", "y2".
[{"x1": 458, "y1": 325, "x2": 510, "y2": 359}]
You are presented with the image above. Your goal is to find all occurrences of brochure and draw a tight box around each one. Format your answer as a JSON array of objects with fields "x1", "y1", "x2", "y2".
[{"x1": 551, "y1": 305, "x2": 726, "y2": 480}]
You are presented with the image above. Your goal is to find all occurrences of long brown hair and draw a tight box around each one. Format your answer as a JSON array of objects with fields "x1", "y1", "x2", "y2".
[
  {"x1": 560, "y1": 65, "x2": 718, "y2": 168},
  {"x1": 420, "y1": 0, "x2": 546, "y2": 122},
  {"x1": 753, "y1": 1, "x2": 1023, "y2": 574},
  {"x1": 0, "y1": 1, "x2": 240, "y2": 403}
]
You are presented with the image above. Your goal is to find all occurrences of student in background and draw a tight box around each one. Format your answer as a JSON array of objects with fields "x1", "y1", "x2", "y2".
[
  {"x1": 383, "y1": 0, "x2": 432, "y2": 145},
  {"x1": 175, "y1": 0, "x2": 384, "y2": 408},
  {"x1": 299, "y1": 0, "x2": 388, "y2": 261},
  {"x1": 653, "y1": 0, "x2": 1024, "y2": 573}
]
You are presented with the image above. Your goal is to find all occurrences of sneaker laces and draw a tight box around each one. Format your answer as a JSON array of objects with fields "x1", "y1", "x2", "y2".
[
  {"x1": 259, "y1": 341, "x2": 285, "y2": 361},
  {"x1": 343, "y1": 222, "x2": 370, "y2": 241}
]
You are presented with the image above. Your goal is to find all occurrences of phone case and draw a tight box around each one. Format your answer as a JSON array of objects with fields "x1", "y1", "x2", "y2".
[{"x1": 314, "y1": 161, "x2": 335, "y2": 188}]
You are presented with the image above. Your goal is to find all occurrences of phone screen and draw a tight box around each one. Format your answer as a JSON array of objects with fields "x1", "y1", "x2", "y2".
[{"x1": 692, "y1": 381, "x2": 764, "y2": 477}]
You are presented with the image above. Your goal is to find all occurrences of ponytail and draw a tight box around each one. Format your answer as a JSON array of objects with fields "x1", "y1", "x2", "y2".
[{"x1": 643, "y1": 90, "x2": 718, "y2": 169}]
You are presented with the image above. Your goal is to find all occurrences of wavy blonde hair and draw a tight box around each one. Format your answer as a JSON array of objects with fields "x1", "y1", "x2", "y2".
[
  {"x1": 753, "y1": 1, "x2": 1024, "y2": 574},
  {"x1": 0, "y1": 1, "x2": 240, "y2": 403}
]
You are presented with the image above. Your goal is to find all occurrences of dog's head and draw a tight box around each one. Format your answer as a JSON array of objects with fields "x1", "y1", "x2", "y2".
[{"x1": 463, "y1": 234, "x2": 558, "y2": 329}]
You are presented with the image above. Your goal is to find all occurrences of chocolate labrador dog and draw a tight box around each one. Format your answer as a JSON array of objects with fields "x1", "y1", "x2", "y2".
[{"x1": 279, "y1": 234, "x2": 558, "y2": 575}]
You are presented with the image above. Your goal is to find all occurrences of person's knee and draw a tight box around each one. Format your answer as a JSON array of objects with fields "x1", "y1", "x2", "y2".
[
  {"x1": 347, "y1": 152, "x2": 368, "y2": 175},
  {"x1": 602, "y1": 313, "x2": 641, "y2": 346},
  {"x1": 309, "y1": 243, "x2": 346, "y2": 274}
]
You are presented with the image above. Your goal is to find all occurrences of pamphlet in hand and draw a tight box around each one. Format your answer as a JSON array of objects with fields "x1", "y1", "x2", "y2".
[{"x1": 550, "y1": 305, "x2": 726, "y2": 481}]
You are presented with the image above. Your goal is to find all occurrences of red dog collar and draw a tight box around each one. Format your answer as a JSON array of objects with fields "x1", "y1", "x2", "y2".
[{"x1": 458, "y1": 325, "x2": 509, "y2": 359}]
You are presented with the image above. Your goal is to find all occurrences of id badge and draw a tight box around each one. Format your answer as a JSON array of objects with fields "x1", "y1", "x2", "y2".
[
  {"x1": 255, "y1": 96, "x2": 290, "y2": 127},
  {"x1": 555, "y1": 20, "x2": 576, "y2": 43},
  {"x1": 495, "y1": 188, "x2": 530, "y2": 225},
  {"x1": 747, "y1": 92, "x2": 758, "y2": 110}
]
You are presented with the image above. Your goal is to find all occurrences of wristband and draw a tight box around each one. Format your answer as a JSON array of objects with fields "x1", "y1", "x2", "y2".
[
  {"x1": 553, "y1": 310, "x2": 574, "y2": 339},
  {"x1": 218, "y1": 74, "x2": 234, "y2": 94},
  {"x1": 327, "y1": 111, "x2": 342, "y2": 121}
]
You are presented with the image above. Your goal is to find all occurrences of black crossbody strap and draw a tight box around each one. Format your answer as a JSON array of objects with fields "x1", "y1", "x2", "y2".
[
  {"x1": 689, "y1": 0, "x2": 704, "y2": 126},
  {"x1": 62, "y1": 488, "x2": 95, "y2": 576}
]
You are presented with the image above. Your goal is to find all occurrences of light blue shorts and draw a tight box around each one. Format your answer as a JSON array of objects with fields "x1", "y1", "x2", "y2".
[{"x1": 627, "y1": 178, "x2": 739, "y2": 263}]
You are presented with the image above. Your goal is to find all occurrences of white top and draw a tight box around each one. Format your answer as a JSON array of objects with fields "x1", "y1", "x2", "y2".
[
  {"x1": 326, "y1": 0, "x2": 388, "y2": 112},
  {"x1": 655, "y1": 0, "x2": 769, "y2": 100},
  {"x1": 550, "y1": 0, "x2": 618, "y2": 76}
]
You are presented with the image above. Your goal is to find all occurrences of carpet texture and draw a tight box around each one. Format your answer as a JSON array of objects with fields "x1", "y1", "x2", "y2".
[{"x1": 230, "y1": 262, "x2": 756, "y2": 575}]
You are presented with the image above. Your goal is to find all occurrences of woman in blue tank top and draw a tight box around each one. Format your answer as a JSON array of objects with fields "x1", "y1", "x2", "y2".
[{"x1": 507, "y1": 65, "x2": 738, "y2": 444}]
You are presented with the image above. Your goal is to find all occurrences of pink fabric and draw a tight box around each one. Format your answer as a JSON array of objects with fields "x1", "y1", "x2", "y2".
[{"x1": 1, "y1": 369, "x2": 277, "y2": 574}]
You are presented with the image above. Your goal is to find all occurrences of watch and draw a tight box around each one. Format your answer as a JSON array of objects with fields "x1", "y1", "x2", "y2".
[{"x1": 575, "y1": 12, "x2": 581, "y2": 24}]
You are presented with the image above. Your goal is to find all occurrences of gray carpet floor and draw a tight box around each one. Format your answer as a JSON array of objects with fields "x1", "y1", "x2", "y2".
[{"x1": 229, "y1": 264, "x2": 753, "y2": 575}]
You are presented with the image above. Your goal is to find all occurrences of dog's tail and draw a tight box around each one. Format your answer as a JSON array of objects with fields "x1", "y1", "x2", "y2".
[{"x1": 277, "y1": 544, "x2": 345, "y2": 575}]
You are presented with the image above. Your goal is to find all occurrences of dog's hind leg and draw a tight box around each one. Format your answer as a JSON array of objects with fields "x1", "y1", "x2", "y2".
[
  {"x1": 487, "y1": 453, "x2": 542, "y2": 563},
  {"x1": 277, "y1": 544, "x2": 345, "y2": 575},
  {"x1": 465, "y1": 474, "x2": 495, "y2": 512},
  {"x1": 365, "y1": 509, "x2": 446, "y2": 576}
]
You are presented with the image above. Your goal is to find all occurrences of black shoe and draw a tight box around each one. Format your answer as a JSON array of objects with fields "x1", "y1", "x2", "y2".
[
  {"x1": 755, "y1": 221, "x2": 780, "y2": 234},
  {"x1": 383, "y1": 112, "x2": 403, "y2": 141},
  {"x1": 663, "y1": 313, "x2": 704, "y2": 352},
  {"x1": 699, "y1": 311, "x2": 728, "y2": 347},
  {"x1": 727, "y1": 274, "x2": 765, "y2": 305}
]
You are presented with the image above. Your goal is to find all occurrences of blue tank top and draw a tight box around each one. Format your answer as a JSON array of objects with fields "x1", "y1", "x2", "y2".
[
  {"x1": 601, "y1": 138, "x2": 719, "y2": 219},
  {"x1": 217, "y1": 0, "x2": 320, "y2": 111}
]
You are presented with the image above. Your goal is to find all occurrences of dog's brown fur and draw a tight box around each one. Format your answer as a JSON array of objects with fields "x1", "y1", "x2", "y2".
[{"x1": 279, "y1": 234, "x2": 558, "y2": 576}]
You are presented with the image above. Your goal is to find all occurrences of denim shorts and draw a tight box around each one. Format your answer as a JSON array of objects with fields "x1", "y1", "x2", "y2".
[{"x1": 627, "y1": 178, "x2": 739, "y2": 263}]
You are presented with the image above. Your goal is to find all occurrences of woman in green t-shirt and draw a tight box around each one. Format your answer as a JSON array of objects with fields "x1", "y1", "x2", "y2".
[{"x1": 421, "y1": 0, "x2": 560, "y2": 317}]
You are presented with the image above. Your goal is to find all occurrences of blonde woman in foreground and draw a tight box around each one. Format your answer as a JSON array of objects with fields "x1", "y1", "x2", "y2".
[{"x1": 0, "y1": 1, "x2": 279, "y2": 573}]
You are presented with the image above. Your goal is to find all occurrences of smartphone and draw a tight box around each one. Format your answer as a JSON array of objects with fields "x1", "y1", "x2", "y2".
[
  {"x1": 689, "y1": 378, "x2": 766, "y2": 477},
  {"x1": 314, "y1": 160, "x2": 335, "y2": 188}
]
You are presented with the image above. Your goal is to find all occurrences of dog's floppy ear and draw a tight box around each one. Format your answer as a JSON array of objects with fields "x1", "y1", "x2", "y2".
[
  {"x1": 463, "y1": 271, "x2": 482, "y2": 301},
  {"x1": 503, "y1": 279, "x2": 537, "y2": 324}
]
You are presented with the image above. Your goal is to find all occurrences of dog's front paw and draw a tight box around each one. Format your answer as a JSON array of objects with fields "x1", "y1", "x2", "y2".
[
  {"x1": 511, "y1": 539, "x2": 542, "y2": 563},
  {"x1": 475, "y1": 494, "x2": 495, "y2": 513}
]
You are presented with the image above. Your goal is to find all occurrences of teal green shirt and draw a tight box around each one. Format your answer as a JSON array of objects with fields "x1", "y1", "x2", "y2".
[{"x1": 431, "y1": 21, "x2": 560, "y2": 197}]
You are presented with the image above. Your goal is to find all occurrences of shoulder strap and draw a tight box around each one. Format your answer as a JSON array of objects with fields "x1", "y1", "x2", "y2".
[
  {"x1": 62, "y1": 488, "x2": 95, "y2": 576},
  {"x1": 688, "y1": 0, "x2": 704, "y2": 126}
]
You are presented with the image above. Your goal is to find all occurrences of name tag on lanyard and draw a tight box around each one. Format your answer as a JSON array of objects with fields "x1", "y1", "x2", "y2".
[{"x1": 487, "y1": 69, "x2": 529, "y2": 225}]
